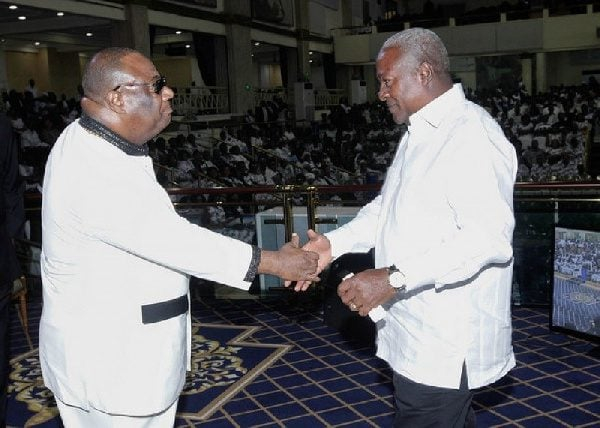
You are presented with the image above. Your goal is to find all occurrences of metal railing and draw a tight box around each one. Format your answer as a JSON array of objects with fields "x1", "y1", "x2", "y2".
[
  {"x1": 172, "y1": 86, "x2": 229, "y2": 116},
  {"x1": 314, "y1": 89, "x2": 346, "y2": 109},
  {"x1": 254, "y1": 87, "x2": 288, "y2": 105},
  {"x1": 22, "y1": 180, "x2": 600, "y2": 298}
]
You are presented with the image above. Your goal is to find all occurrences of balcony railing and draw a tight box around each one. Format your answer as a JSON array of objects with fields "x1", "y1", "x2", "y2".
[
  {"x1": 314, "y1": 89, "x2": 346, "y2": 109},
  {"x1": 172, "y1": 86, "x2": 229, "y2": 116},
  {"x1": 23, "y1": 181, "x2": 600, "y2": 297},
  {"x1": 254, "y1": 87, "x2": 288, "y2": 105}
]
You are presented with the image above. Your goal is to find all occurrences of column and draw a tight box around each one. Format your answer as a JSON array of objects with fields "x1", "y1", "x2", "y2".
[
  {"x1": 295, "y1": 1, "x2": 311, "y2": 82},
  {"x1": 0, "y1": 48, "x2": 8, "y2": 92},
  {"x1": 535, "y1": 52, "x2": 546, "y2": 94},
  {"x1": 224, "y1": 0, "x2": 253, "y2": 115},
  {"x1": 520, "y1": 56, "x2": 533, "y2": 95},
  {"x1": 110, "y1": 2, "x2": 150, "y2": 57},
  {"x1": 341, "y1": 0, "x2": 353, "y2": 27}
]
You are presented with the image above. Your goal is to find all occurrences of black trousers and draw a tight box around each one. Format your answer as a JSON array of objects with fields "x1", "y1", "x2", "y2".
[
  {"x1": 392, "y1": 363, "x2": 475, "y2": 428},
  {"x1": 0, "y1": 290, "x2": 10, "y2": 427}
]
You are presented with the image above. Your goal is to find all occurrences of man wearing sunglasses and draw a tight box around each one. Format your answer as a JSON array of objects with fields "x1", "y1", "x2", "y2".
[{"x1": 39, "y1": 47, "x2": 320, "y2": 427}]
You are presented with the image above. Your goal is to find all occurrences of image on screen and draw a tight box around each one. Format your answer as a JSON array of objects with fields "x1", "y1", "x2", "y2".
[{"x1": 551, "y1": 226, "x2": 600, "y2": 343}]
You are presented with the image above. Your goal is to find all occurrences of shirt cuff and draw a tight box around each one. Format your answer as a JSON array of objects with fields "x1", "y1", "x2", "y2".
[{"x1": 243, "y1": 245, "x2": 261, "y2": 282}]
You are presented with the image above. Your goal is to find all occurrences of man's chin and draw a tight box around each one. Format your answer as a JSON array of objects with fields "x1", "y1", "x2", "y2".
[
  {"x1": 392, "y1": 113, "x2": 406, "y2": 125},
  {"x1": 388, "y1": 106, "x2": 406, "y2": 125}
]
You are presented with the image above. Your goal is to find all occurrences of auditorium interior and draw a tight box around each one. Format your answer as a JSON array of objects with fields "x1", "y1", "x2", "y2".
[{"x1": 2, "y1": 0, "x2": 600, "y2": 426}]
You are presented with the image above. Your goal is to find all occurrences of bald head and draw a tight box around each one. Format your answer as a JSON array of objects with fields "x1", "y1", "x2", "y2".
[{"x1": 81, "y1": 47, "x2": 138, "y2": 101}]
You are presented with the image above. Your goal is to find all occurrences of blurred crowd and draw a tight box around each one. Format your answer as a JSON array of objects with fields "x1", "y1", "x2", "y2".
[{"x1": 4, "y1": 75, "x2": 600, "y2": 229}]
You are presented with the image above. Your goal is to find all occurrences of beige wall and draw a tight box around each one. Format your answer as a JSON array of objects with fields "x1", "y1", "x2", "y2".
[
  {"x1": 334, "y1": 9, "x2": 600, "y2": 96},
  {"x1": 335, "y1": 11, "x2": 600, "y2": 63},
  {"x1": 48, "y1": 50, "x2": 83, "y2": 98},
  {"x1": 5, "y1": 51, "x2": 194, "y2": 98},
  {"x1": 6, "y1": 51, "x2": 47, "y2": 94},
  {"x1": 6, "y1": 49, "x2": 83, "y2": 98}
]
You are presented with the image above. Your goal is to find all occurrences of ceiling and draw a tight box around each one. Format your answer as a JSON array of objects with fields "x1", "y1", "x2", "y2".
[
  {"x1": 0, "y1": 1, "x2": 118, "y2": 53},
  {"x1": 0, "y1": 0, "x2": 205, "y2": 55},
  {"x1": 0, "y1": 1, "x2": 306, "y2": 61}
]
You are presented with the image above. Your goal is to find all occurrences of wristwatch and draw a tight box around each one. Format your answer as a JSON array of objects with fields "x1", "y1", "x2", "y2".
[{"x1": 387, "y1": 265, "x2": 407, "y2": 291}]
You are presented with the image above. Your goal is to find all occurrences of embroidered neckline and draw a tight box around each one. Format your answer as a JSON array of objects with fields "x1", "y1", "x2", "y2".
[{"x1": 79, "y1": 114, "x2": 149, "y2": 156}]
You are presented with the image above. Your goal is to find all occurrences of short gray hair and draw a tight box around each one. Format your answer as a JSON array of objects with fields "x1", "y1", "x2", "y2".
[{"x1": 380, "y1": 28, "x2": 449, "y2": 75}]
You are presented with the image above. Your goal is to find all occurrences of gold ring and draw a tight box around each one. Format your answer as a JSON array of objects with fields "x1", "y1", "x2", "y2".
[{"x1": 349, "y1": 302, "x2": 358, "y2": 311}]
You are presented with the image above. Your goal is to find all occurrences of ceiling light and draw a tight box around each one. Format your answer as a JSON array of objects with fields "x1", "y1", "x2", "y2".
[
  {"x1": 86, "y1": 32, "x2": 93, "y2": 37},
  {"x1": 9, "y1": 5, "x2": 17, "y2": 10},
  {"x1": 34, "y1": 42, "x2": 40, "y2": 46},
  {"x1": 309, "y1": 51, "x2": 313, "y2": 55},
  {"x1": 309, "y1": 59, "x2": 313, "y2": 63},
  {"x1": 57, "y1": 12, "x2": 64, "y2": 16},
  {"x1": 175, "y1": 30, "x2": 182, "y2": 35},
  {"x1": 18, "y1": 16, "x2": 26, "y2": 20},
  {"x1": 254, "y1": 42, "x2": 260, "y2": 46},
  {"x1": 185, "y1": 44, "x2": 191, "y2": 48}
]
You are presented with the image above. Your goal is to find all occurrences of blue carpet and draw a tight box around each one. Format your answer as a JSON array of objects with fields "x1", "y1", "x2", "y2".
[
  {"x1": 7, "y1": 321, "x2": 289, "y2": 427},
  {"x1": 7, "y1": 287, "x2": 600, "y2": 427}
]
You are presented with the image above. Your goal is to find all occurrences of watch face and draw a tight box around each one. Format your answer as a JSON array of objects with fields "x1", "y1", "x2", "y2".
[{"x1": 389, "y1": 271, "x2": 405, "y2": 289}]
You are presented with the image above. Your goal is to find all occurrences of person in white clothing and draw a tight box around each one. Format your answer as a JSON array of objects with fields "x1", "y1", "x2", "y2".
[
  {"x1": 40, "y1": 47, "x2": 319, "y2": 427},
  {"x1": 294, "y1": 28, "x2": 517, "y2": 427}
]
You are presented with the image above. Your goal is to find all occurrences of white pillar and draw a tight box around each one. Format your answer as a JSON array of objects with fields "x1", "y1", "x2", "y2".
[
  {"x1": 521, "y1": 57, "x2": 533, "y2": 95},
  {"x1": 536, "y1": 52, "x2": 546, "y2": 94}
]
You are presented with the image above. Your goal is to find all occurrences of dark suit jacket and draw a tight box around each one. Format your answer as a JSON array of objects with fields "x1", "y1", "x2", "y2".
[{"x1": 0, "y1": 112, "x2": 24, "y2": 296}]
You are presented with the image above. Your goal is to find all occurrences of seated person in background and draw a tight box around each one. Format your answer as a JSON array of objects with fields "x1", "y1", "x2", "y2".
[
  {"x1": 552, "y1": 153, "x2": 579, "y2": 180},
  {"x1": 20, "y1": 119, "x2": 47, "y2": 148},
  {"x1": 229, "y1": 145, "x2": 249, "y2": 169},
  {"x1": 530, "y1": 153, "x2": 550, "y2": 181},
  {"x1": 522, "y1": 138, "x2": 546, "y2": 169},
  {"x1": 516, "y1": 160, "x2": 530, "y2": 182}
]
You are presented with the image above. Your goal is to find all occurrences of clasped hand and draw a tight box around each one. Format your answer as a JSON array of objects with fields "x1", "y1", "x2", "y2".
[
  {"x1": 284, "y1": 229, "x2": 333, "y2": 291},
  {"x1": 274, "y1": 233, "x2": 320, "y2": 282},
  {"x1": 338, "y1": 268, "x2": 396, "y2": 317}
]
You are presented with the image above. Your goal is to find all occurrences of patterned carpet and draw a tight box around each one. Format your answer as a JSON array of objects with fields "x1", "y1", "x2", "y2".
[
  {"x1": 8, "y1": 319, "x2": 290, "y2": 427},
  {"x1": 6, "y1": 284, "x2": 600, "y2": 427}
]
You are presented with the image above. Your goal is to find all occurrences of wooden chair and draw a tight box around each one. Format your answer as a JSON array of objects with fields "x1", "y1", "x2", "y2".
[
  {"x1": 13, "y1": 238, "x2": 41, "y2": 351},
  {"x1": 11, "y1": 275, "x2": 33, "y2": 350}
]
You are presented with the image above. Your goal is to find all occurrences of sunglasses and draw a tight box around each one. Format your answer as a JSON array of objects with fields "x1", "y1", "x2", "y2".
[{"x1": 113, "y1": 75, "x2": 167, "y2": 94}]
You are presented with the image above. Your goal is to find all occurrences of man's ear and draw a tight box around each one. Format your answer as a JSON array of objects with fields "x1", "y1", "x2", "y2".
[
  {"x1": 106, "y1": 90, "x2": 127, "y2": 114},
  {"x1": 417, "y1": 62, "x2": 434, "y2": 85}
]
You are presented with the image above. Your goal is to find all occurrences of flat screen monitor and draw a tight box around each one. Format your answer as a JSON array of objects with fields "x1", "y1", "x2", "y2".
[{"x1": 551, "y1": 224, "x2": 600, "y2": 356}]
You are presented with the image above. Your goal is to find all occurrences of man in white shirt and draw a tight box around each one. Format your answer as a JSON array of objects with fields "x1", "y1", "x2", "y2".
[
  {"x1": 40, "y1": 47, "x2": 319, "y2": 427},
  {"x1": 294, "y1": 28, "x2": 517, "y2": 427}
]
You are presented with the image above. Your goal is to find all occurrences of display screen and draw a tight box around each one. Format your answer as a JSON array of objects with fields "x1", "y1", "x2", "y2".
[{"x1": 551, "y1": 225, "x2": 600, "y2": 343}]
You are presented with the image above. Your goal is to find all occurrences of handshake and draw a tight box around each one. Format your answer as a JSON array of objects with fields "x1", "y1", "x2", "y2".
[
  {"x1": 268, "y1": 231, "x2": 395, "y2": 320},
  {"x1": 260, "y1": 230, "x2": 332, "y2": 289}
]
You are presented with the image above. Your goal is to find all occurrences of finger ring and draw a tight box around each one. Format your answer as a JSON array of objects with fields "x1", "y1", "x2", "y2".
[{"x1": 349, "y1": 302, "x2": 357, "y2": 311}]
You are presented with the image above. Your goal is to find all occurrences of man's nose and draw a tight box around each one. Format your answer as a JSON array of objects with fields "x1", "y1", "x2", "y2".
[
  {"x1": 162, "y1": 85, "x2": 175, "y2": 100},
  {"x1": 378, "y1": 86, "x2": 388, "y2": 102}
]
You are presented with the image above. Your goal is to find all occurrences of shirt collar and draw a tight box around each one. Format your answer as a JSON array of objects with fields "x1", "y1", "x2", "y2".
[
  {"x1": 408, "y1": 83, "x2": 465, "y2": 132},
  {"x1": 79, "y1": 114, "x2": 149, "y2": 156}
]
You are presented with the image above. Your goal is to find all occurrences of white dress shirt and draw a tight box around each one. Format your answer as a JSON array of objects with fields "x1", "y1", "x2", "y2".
[
  {"x1": 40, "y1": 120, "x2": 254, "y2": 415},
  {"x1": 326, "y1": 84, "x2": 517, "y2": 389}
]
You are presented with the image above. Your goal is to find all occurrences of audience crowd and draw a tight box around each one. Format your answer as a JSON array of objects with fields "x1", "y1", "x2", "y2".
[
  {"x1": 555, "y1": 233, "x2": 600, "y2": 283},
  {"x1": 3, "y1": 75, "x2": 600, "y2": 230}
]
